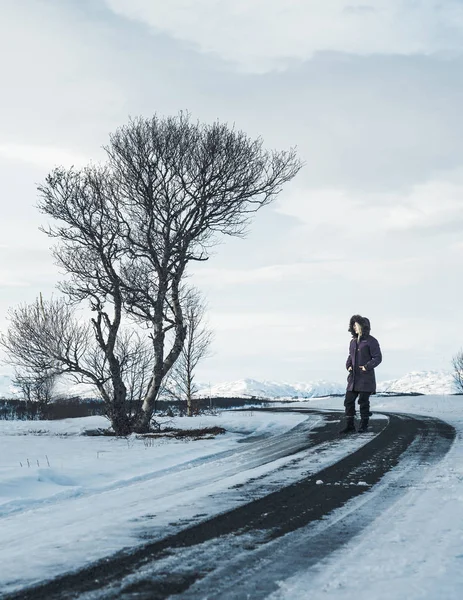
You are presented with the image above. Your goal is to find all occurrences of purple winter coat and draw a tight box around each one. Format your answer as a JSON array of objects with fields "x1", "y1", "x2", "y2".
[{"x1": 346, "y1": 334, "x2": 382, "y2": 393}]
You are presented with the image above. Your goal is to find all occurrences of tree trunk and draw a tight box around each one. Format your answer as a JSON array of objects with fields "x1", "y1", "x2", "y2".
[
  {"x1": 109, "y1": 381, "x2": 132, "y2": 436},
  {"x1": 186, "y1": 366, "x2": 192, "y2": 417},
  {"x1": 134, "y1": 273, "x2": 187, "y2": 432},
  {"x1": 133, "y1": 317, "x2": 166, "y2": 432},
  {"x1": 134, "y1": 325, "x2": 187, "y2": 431}
]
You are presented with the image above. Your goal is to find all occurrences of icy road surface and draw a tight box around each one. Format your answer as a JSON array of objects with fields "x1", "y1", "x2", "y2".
[{"x1": 1, "y1": 403, "x2": 455, "y2": 599}]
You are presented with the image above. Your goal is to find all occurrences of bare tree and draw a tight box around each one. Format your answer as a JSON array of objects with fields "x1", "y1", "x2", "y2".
[
  {"x1": 0, "y1": 297, "x2": 153, "y2": 434},
  {"x1": 3, "y1": 113, "x2": 302, "y2": 434},
  {"x1": 163, "y1": 289, "x2": 213, "y2": 416},
  {"x1": 12, "y1": 367, "x2": 57, "y2": 418},
  {"x1": 452, "y1": 350, "x2": 463, "y2": 393}
]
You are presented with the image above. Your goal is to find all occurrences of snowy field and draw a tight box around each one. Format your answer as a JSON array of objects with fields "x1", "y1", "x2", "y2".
[
  {"x1": 0, "y1": 408, "x2": 348, "y2": 595},
  {"x1": 0, "y1": 395, "x2": 461, "y2": 598}
]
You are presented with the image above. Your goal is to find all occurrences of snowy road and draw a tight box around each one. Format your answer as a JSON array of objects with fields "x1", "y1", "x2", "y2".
[{"x1": 2, "y1": 408, "x2": 454, "y2": 600}]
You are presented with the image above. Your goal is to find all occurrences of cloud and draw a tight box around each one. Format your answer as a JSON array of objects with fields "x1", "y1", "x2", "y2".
[
  {"x1": 103, "y1": 0, "x2": 463, "y2": 72},
  {"x1": 378, "y1": 317, "x2": 437, "y2": 352},
  {"x1": 0, "y1": 245, "x2": 58, "y2": 286},
  {"x1": 188, "y1": 171, "x2": 463, "y2": 302},
  {"x1": 190, "y1": 260, "x2": 345, "y2": 286},
  {"x1": 2, "y1": 1, "x2": 463, "y2": 196},
  {"x1": 380, "y1": 177, "x2": 463, "y2": 233},
  {"x1": 208, "y1": 311, "x2": 342, "y2": 354},
  {"x1": 197, "y1": 171, "x2": 463, "y2": 290},
  {"x1": 275, "y1": 169, "x2": 463, "y2": 238},
  {"x1": 209, "y1": 310, "x2": 435, "y2": 351},
  {"x1": 192, "y1": 257, "x2": 429, "y2": 289},
  {"x1": 0, "y1": 278, "x2": 30, "y2": 288},
  {"x1": 343, "y1": 5, "x2": 377, "y2": 15},
  {"x1": 0, "y1": 144, "x2": 89, "y2": 169},
  {"x1": 0, "y1": 1, "x2": 128, "y2": 152}
]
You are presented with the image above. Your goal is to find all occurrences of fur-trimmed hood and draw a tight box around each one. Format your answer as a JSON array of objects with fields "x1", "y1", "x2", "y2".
[{"x1": 348, "y1": 314, "x2": 371, "y2": 337}]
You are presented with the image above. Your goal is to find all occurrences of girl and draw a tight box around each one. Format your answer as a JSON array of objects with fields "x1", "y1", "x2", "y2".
[{"x1": 340, "y1": 315, "x2": 382, "y2": 434}]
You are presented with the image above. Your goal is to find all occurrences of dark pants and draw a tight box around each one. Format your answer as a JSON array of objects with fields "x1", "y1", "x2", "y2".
[{"x1": 344, "y1": 390, "x2": 371, "y2": 419}]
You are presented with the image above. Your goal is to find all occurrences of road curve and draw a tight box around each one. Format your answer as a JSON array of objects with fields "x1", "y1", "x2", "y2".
[{"x1": 2, "y1": 408, "x2": 455, "y2": 600}]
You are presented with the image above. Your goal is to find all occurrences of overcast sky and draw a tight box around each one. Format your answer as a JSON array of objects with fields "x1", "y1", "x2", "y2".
[{"x1": 1, "y1": 0, "x2": 463, "y2": 385}]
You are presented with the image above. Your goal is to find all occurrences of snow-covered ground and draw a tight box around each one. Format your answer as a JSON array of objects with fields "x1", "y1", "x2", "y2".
[
  {"x1": 0, "y1": 394, "x2": 461, "y2": 598},
  {"x1": 270, "y1": 394, "x2": 463, "y2": 600},
  {"x1": 0, "y1": 409, "x2": 371, "y2": 595}
]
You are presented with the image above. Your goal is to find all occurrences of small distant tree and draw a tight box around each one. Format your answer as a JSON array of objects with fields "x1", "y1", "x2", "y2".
[
  {"x1": 0, "y1": 297, "x2": 154, "y2": 430},
  {"x1": 163, "y1": 289, "x2": 213, "y2": 416},
  {"x1": 452, "y1": 350, "x2": 463, "y2": 393},
  {"x1": 12, "y1": 368, "x2": 57, "y2": 418}
]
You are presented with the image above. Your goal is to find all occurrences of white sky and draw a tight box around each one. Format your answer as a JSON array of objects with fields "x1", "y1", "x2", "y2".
[{"x1": 1, "y1": 0, "x2": 463, "y2": 383}]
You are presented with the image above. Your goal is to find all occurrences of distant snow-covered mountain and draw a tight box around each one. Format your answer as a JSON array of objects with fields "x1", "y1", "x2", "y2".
[
  {"x1": 196, "y1": 378, "x2": 345, "y2": 398},
  {"x1": 0, "y1": 370, "x2": 460, "y2": 399},
  {"x1": 198, "y1": 370, "x2": 460, "y2": 398},
  {"x1": 377, "y1": 370, "x2": 458, "y2": 395}
]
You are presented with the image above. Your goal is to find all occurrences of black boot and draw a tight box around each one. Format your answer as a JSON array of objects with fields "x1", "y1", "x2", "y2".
[
  {"x1": 339, "y1": 417, "x2": 355, "y2": 434},
  {"x1": 357, "y1": 418, "x2": 369, "y2": 433}
]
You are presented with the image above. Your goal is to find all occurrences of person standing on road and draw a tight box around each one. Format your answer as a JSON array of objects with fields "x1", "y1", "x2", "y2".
[{"x1": 340, "y1": 315, "x2": 382, "y2": 434}]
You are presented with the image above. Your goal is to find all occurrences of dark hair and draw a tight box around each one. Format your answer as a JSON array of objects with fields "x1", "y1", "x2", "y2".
[{"x1": 348, "y1": 315, "x2": 371, "y2": 337}]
